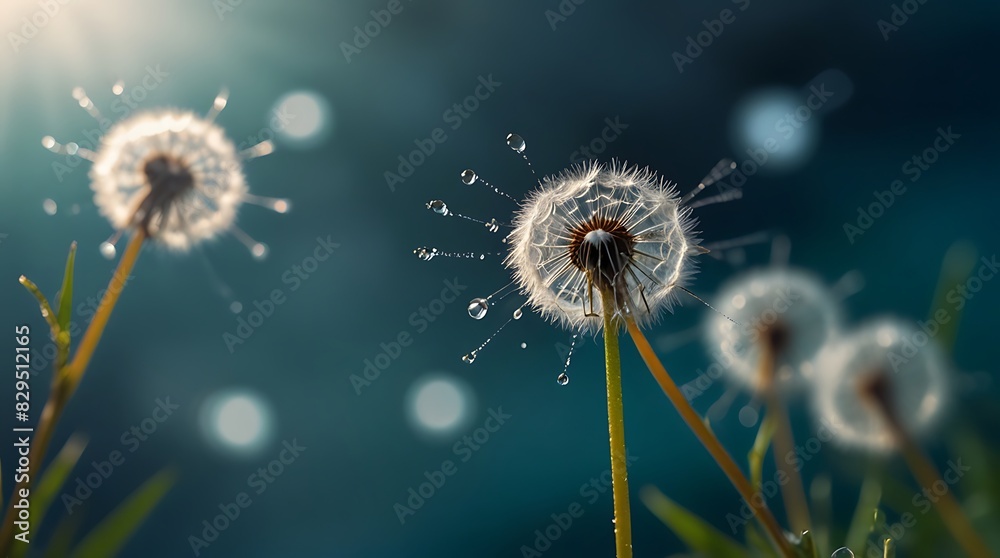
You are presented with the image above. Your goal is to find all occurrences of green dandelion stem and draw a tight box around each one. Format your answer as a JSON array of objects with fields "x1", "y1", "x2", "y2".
[{"x1": 601, "y1": 289, "x2": 632, "y2": 558}]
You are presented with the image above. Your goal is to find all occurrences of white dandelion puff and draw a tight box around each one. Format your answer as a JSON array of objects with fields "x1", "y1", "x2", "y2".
[
  {"x1": 813, "y1": 318, "x2": 950, "y2": 453},
  {"x1": 44, "y1": 86, "x2": 289, "y2": 258},
  {"x1": 506, "y1": 160, "x2": 701, "y2": 332},
  {"x1": 417, "y1": 133, "x2": 739, "y2": 366},
  {"x1": 706, "y1": 267, "x2": 841, "y2": 394}
]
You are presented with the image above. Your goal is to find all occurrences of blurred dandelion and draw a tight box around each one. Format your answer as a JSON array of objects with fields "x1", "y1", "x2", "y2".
[
  {"x1": 814, "y1": 318, "x2": 990, "y2": 558},
  {"x1": 708, "y1": 267, "x2": 842, "y2": 393},
  {"x1": 705, "y1": 266, "x2": 841, "y2": 536},
  {"x1": 0, "y1": 85, "x2": 290, "y2": 555},
  {"x1": 814, "y1": 318, "x2": 949, "y2": 453},
  {"x1": 42, "y1": 87, "x2": 290, "y2": 259}
]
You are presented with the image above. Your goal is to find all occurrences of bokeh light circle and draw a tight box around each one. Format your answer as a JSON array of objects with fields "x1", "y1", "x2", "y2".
[
  {"x1": 405, "y1": 374, "x2": 476, "y2": 439},
  {"x1": 271, "y1": 90, "x2": 332, "y2": 147},
  {"x1": 200, "y1": 389, "x2": 274, "y2": 456}
]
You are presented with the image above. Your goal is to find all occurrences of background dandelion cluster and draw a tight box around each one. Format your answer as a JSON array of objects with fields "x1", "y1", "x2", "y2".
[{"x1": 0, "y1": 0, "x2": 997, "y2": 556}]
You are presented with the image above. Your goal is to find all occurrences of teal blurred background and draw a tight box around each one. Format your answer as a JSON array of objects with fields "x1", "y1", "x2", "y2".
[{"x1": 0, "y1": 0, "x2": 998, "y2": 556}]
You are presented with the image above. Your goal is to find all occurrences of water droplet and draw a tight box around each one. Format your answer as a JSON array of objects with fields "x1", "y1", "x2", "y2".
[
  {"x1": 42, "y1": 199, "x2": 57, "y2": 215},
  {"x1": 251, "y1": 243, "x2": 268, "y2": 260},
  {"x1": 112, "y1": 81, "x2": 124, "y2": 96},
  {"x1": 230, "y1": 301, "x2": 243, "y2": 314},
  {"x1": 506, "y1": 133, "x2": 525, "y2": 153},
  {"x1": 520, "y1": 342, "x2": 527, "y2": 349},
  {"x1": 556, "y1": 373, "x2": 569, "y2": 386},
  {"x1": 41, "y1": 136, "x2": 56, "y2": 149},
  {"x1": 831, "y1": 548, "x2": 855, "y2": 558},
  {"x1": 513, "y1": 308, "x2": 523, "y2": 320},
  {"x1": 484, "y1": 218, "x2": 499, "y2": 233},
  {"x1": 738, "y1": 405, "x2": 759, "y2": 428},
  {"x1": 460, "y1": 169, "x2": 477, "y2": 185},
  {"x1": 462, "y1": 351, "x2": 477, "y2": 364},
  {"x1": 426, "y1": 200, "x2": 449, "y2": 215},
  {"x1": 65, "y1": 142, "x2": 79, "y2": 156},
  {"x1": 467, "y1": 298, "x2": 489, "y2": 320},
  {"x1": 414, "y1": 247, "x2": 438, "y2": 261},
  {"x1": 99, "y1": 242, "x2": 117, "y2": 260}
]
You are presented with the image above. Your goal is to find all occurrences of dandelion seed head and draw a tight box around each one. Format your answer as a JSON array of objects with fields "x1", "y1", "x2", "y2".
[
  {"x1": 814, "y1": 318, "x2": 950, "y2": 453},
  {"x1": 90, "y1": 109, "x2": 247, "y2": 251},
  {"x1": 707, "y1": 267, "x2": 840, "y2": 393},
  {"x1": 505, "y1": 161, "x2": 699, "y2": 331}
]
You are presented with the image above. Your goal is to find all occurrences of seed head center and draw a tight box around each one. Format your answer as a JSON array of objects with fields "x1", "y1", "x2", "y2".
[
  {"x1": 568, "y1": 216, "x2": 635, "y2": 291},
  {"x1": 135, "y1": 154, "x2": 196, "y2": 233}
]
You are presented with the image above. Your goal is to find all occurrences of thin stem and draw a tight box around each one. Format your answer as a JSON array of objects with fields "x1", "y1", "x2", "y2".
[
  {"x1": 601, "y1": 290, "x2": 632, "y2": 558},
  {"x1": 624, "y1": 317, "x2": 793, "y2": 558},
  {"x1": 62, "y1": 229, "x2": 145, "y2": 389},
  {"x1": 893, "y1": 425, "x2": 990, "y2": 558},
  {"x1": 759, "y1": 345, "x2": 812, "y2": 535},
  {"x1": 0, "y1": 231, "x2": 144, "y2": 557}
]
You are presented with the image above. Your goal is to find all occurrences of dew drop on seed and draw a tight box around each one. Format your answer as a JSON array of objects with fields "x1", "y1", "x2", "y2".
[
  {"x1": 520, "y1": 342, "x2": 527, "y2": 349},
  {"x1": 460, "y1": 169, "x2": 477, "y2": 185},
  {"x1": 427, "y1": 200, "x2": 449, "y2": 215},
  {"x1": 831, "y1": 548, "x2": 855, "y2": 558},
  {"x1": 462, "y1": 351, "x2": 477, "y2": 364},
  {"x1": 42, "y1": 199, "x2": 57, "y2": 215},
  {"x1": 506, "y1": 133, "x2": 525, "y2": 153},
  {"x1": 230, "y1": 301, "x2": 243, "y2": 314},
  {"x1": 99, "y1": 242, "x2": 117, "y2": 260},
  {"x1": 467, "y1": 298, "x2": 489, "y2": 320},
  {"x1": 414, "y1": 247, "x2": 438, "y2": 261},
  {"x1": 513, "y1": 308, "x2": 523, "y2": 320},
  {"x1": 484, "y1": 218, "x2": 499, "y2": 233},
  {"x1": 556, "y1": 373, "x2": 569, "y2": 385}
]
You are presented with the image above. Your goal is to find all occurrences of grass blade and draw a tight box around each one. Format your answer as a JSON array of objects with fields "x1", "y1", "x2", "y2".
[
  {"x1": 12, "y1": 433, "x2": 88, "y2": 558},
  {"x1": 19, "y1": 275, "x2": 58, "y2": 335},
  {"x1": 640, "y1": 485, "x2": 749, "y2": 558},
  {"x1": 70, "y1": 467, "x2": 175, "y2": 558},
  {"x1": 56, "y1": 242, "x2": 77, "y2": 334}
]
